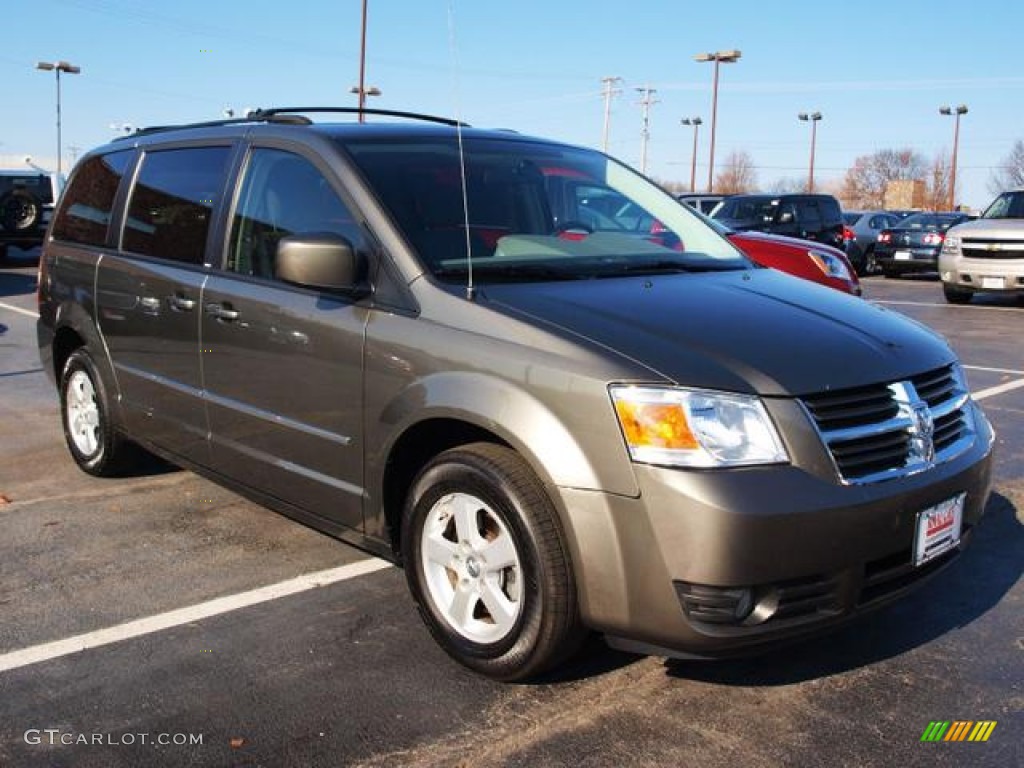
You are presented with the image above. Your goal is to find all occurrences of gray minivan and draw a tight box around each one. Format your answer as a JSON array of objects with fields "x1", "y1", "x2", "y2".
[{"x1": 38, "y1": 109, "x2": 994, "y2": 681}]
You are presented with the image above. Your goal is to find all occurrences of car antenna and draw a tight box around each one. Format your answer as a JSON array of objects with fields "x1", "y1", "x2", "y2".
[{"x1": 447, "y1": 0, "x2": 475, "y2": 301}]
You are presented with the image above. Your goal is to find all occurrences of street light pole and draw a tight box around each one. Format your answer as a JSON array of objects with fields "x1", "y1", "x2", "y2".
[
  {"x1": 36, "y1": 60, "x2": 81, "y2": 182},
  {"x1": 681, "y1": 117, "x2": 702, "y2": 193},
  {"x1": 939, "y1": 105, "x2": 968, "y2": 211},
  {"x1": 798, "y1": 112, "x2": 823, "y2": 193},
  {"x1": 694, "y1": 49, "x2": 740, "y2": 194}
]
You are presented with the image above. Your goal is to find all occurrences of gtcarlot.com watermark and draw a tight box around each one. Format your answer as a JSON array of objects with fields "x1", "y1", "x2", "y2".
[{"x1": 25, "y1": 729, "x2": 203, "y2": 747}]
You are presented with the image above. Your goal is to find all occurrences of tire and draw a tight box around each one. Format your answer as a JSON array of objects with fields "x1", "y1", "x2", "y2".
[
  {"x1": 863, "y1": 247, "x2": 878, "y2": 276},
  {"x1": 402, "y1": 442, "x2": 583, "y2": 681},
  {"x1": 942, "y1": 284, "x2": 973, "y2": 305},
  {"x1": 0, "y1": 190, "x2": 41, "y2": 233},
  {"x1": 60, "y1": 348, "x2": 137, "y2": 476}
]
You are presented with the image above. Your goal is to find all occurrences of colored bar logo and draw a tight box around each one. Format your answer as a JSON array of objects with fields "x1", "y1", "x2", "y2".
[{"x1": 921, "y1": 721, "x2": 997, "y2": 742}]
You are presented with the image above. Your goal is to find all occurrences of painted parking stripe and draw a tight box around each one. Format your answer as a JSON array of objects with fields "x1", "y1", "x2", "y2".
[
  {"x1": 972, "y1": 378, "x2": 1024, "y2": 401},
  {"x1": 0, "y1": 300, "x2": 38, "y2": 319},
  {"x1": 873, "y1": 299, "x2": 1024, "y2": 313},
  {"x1": 0, "y1": 558, "x2": 392, "y2": 674},
  {"x1": 963, "y1": 364, "x2": 1024, "y2": 377}
]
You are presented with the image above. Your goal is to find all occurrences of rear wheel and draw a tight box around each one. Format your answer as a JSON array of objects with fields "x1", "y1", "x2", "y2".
[
  {"x1": 402, "y1": 443, "x2": 583, "y2": 681},
  {"x1": 863, "y1": 247, "x2": 878, "y2": 276},
  {"x1": 0, "y1": 190, "x2": 41, "y2": 233},
  {"x1": 942, "y1": 283, "x2": 973, "y2": 305},
  {"x1": 60, "y1": 349, "x2": 138, "y2": 476}
]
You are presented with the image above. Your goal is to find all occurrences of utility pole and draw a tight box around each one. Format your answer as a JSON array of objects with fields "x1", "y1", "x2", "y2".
[
  {"x1": 600, "y1": 76, "x2": 623, "y2": 153},
  {"x1": 636, "y1": 85, "x2": 658, "y2": 175}
]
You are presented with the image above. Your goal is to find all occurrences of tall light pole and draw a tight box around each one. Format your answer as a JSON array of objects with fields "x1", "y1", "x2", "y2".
[
  {"x1": 694, "y1": 49, "x2": 741, "y2": 194},
  {"x1": 939, "y1": 104, "x2": 968, "y2": 211},
  {"x1": 600, "y1": 76, "x2": 623, "y2": 153},
  {"x1": 681, "y1": 117, "x2": 702, "y2": 193},
  {"x1": 798, "y1": 111, "x2": 823, "y2": 193},
  {"x1": 352, "y1": 0, "x2": 382, "y2": 123},
  {"x1": 635, "y1": 85, "x2": 658, "y2": 174},
  {"x1": 36, "y1": 60, "x2": 80, "y2": 182}
]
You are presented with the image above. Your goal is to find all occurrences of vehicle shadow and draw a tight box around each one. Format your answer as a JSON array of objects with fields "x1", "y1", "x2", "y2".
[
  {"x1": 663, "y1": 491, "x2": 1020, "y2": 686},
  {"x1": 0, "y1": 270, "x2": 37, "y2": 298}
]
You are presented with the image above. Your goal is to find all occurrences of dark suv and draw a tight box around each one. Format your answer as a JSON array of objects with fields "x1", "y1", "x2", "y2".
[
  {"x1": 712, "y1": 193, "x2": 844, "y2": 249},
  {"x1": 0, "y1": 170, "x2": 58, "y2": 261},
  {"x1": 37, "y1": 109, "x2": 993, "y2": 681}
]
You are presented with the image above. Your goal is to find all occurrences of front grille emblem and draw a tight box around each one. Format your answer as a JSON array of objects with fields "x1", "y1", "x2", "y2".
[
  {"x1": 909, "y1": 402, "x2": 936, "y2": 463},
  {"x1": 890, "y1": 382, "x2": 935, "y2": 469}
]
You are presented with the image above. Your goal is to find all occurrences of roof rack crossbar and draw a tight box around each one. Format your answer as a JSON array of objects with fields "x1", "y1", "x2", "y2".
[
  {"x1": 250, "y1": 107, "x2": 467, "y2": 127},
  {"x1": 118, "y1": 107, "x2": 466, "y2": 141}
]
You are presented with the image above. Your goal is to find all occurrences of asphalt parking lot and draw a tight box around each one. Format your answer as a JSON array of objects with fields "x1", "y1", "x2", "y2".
[{"x1": 1, "y1": 249, "x2": 1021, "y2": 768}]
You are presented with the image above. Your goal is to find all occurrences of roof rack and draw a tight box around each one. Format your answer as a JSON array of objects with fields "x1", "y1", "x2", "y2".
[{"x1": 118, "y1": 107, "x2": 467, "y2": 141}]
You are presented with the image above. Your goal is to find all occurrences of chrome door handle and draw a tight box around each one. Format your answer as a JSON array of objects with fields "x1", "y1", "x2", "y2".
[
  {"x1": 205, "y1": 303, "x2": 240, "y2": 321},
  {"x1": 168, "y1": 295, "x2": 196, "y2": 311}
]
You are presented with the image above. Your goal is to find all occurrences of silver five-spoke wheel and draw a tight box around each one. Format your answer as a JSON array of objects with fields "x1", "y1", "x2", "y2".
[
  {"x1": 65, "y1": 369, "x2": 101, "y2": 458},
  {"x1": 420, "y1": 491, "x2": 523, "y2": 644}
]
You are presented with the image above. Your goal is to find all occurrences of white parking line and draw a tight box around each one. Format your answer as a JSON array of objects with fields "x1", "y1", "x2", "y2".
[
  {"x1": 0, "y1": 558, "x2": 392, "y2": 674},
  {"x1": 873, "y1": 299, "x2": 1024, "y2": 313},
  {"x1": 963, "y1": 364, "x2": 1024, "y2": 377},
  {"x1": 972, "y1": 378, "x2": 1024, "y2": 401},
  {"x1": 0, "y1": 300, "x2": 38, "y2": 319}
]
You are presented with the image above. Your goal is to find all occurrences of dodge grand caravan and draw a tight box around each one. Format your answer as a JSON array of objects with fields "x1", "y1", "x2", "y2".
[{"x1": 38, "y1": 109, "x2": 994, "y2": 681}]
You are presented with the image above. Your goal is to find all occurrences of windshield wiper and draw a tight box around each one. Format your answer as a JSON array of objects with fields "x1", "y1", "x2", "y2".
[
  {"x1": 609, "y1": 258, "x2": 746, "y2": 275},
  {"x1": 433, "y1": 263, "x2": 586, "y2": 282}
]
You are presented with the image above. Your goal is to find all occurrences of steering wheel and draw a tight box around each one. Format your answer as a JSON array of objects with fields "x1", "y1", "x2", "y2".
[{"x1": 553, "y1": 221, "x2": 594, "y2": 238}]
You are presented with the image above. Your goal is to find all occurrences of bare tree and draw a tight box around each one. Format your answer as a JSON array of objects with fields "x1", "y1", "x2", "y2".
[
  {"x1": 840, "y1": 149, "x2": 927, "y2": 209},
  {"x1": 767, "y1": 176, "x2": 804, "y2": 194},
  {"x1": 714, "y1": 151, "x2": 758, "y2": 195},
  {"x1": 924, "y1": 152, "x2": 951, "y2": 211},
  {"x1": 988, "y1": 140, "x2": 1024, "y2": 195}
]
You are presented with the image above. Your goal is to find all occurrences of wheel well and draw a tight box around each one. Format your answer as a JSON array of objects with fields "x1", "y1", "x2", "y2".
[
  {"x1": 52, "y1": 326, "x2": 85, "y2": 380},
  {"x1": 382, "y1": 419, "x2": 509, "y2": 559}
]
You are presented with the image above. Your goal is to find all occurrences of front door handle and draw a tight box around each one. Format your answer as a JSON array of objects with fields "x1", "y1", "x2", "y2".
[
  {"x1": 205, "y1": 302, "x2": 240, "y2": 321},
  {"x1": 168, "y1": 295, "x2": 196, "y2": 312}
]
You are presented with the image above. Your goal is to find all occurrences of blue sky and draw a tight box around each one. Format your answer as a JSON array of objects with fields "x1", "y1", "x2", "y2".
[{"x1": 5, "y1": 0, "x2": 1023, "y2": 208}]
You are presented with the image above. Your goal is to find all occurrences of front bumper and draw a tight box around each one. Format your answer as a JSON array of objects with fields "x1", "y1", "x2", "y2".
[
  {"x1": 939, "y1": 253, "x2": 1024, "y2": 295},
  {"x1": 558, "y1": 401, "x2": 994, "y2": 658}
]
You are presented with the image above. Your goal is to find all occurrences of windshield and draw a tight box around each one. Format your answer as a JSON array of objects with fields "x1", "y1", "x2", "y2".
[
  {"x1": 981, "y1": 191, "x2": 1024, "y2": 219},
  {"x1": 341, "y1": 136, "x2": 747, "y2": 282}
]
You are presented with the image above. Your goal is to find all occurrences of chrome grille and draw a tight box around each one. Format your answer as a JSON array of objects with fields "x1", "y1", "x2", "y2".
[
  {"x1": 961, "y1": 238, "x2": 1024, "y2": 260},
  {"x1": 802, "y1": 365, "x2": 974, "y2": 484}
]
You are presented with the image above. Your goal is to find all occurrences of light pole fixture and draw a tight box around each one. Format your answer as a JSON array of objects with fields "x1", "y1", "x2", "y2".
[
  {"x1": 36, "y1": 60, "x2": 81, "y2": 181},
  {"x1": 681, "y1": 117, "x2": 703, "y2": 193},
  {"x1": 797, "y1": 111, "x2": 823, "y2": 193},
  {"x1": 939, "y1": 104, "x2": 968, "y2": 211},
  {"x1": 694, "y1": 49, "x2": 741, "y2": 194},
  {"x1": 349, "y1": 85, "x2": 381, "y2": 120}
]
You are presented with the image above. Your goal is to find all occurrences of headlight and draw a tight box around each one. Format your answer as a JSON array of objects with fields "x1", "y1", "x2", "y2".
[
  {"x1": 808, "y1": 249, "x2": 852, "y2": 281},
  {"x1": 610, "y1": 385, "x2": 789, "y2": 468},
  {"x1": 942, "y1": 236, "x2": 960, "y2": 253}
]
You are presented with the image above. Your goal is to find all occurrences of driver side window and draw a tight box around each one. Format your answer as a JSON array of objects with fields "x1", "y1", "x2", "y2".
[{"x1": 228, "y1": 148, "x2": 363, "y2": 280}]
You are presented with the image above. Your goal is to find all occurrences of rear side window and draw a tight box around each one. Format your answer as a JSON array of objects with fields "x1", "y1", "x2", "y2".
[
  {"x1": 51, "y1": 151, "x2": 133, "y2": 246},
  {"x1": 122, "y1": 146, "x2": 231, "y2": 264}
]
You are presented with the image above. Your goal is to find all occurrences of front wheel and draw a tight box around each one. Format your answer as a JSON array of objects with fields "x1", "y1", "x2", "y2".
[
  {"x1": 942, "y1": 283, "x2": 973, "y2": 305},
  {"x1": 60, "y1": 348, "x2": 138, "y2": 476},
  {"x1": 402, "y1": 443, "x2": 583, "y2": 681}
]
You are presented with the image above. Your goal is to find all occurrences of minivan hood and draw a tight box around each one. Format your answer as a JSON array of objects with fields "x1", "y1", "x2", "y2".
[{"x1": 482, "y1": 269, "x2": 952, "y2": 397}]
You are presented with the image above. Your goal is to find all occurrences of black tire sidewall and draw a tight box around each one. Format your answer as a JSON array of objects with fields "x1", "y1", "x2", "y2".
[
  {"x1": 1, "y1": 191, "x2": 41, "y2": 233},
  {"x1": 60, "y1": 349, "x2": 113, "y2": 474},
  {"x1": 402, "y1": 448, "x2": 557, "y2": 677}
]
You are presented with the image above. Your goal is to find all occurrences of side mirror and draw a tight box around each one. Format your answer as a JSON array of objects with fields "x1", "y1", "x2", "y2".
[{"x1": 276, "y1": 232, "x2": 369, "y2": 296}]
